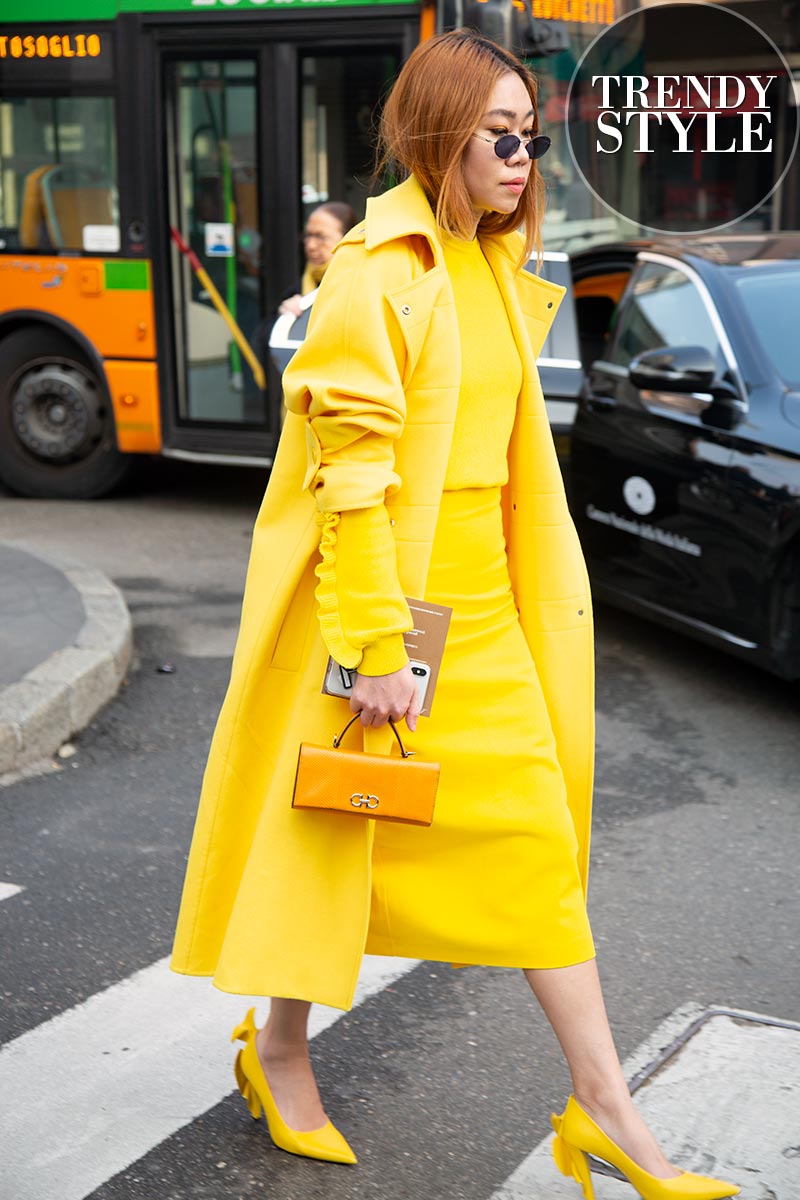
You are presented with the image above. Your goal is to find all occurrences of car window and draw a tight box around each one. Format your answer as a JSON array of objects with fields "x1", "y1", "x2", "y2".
[
  {"x1": 608, "y1": 261, "x2": 723, "y2": 370},
  {"x1": 734, "y1": 268, "x2": 800, "y2": 389}
]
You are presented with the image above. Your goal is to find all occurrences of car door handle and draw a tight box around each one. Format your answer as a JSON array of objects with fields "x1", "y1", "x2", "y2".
[{"x1": 584, "y1": 394, "x2": 616, "y2": 412}]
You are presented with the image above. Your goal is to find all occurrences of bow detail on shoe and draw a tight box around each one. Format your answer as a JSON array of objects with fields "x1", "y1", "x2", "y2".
[
  {"x1": 230, "y1": 1007, "x2": 257, "y2": 1045},
  {"x1": 552, "y1": 1110, "x2": 594, "y2": 1197},
  {"x1": 234, "y1": 1046, "x2": 262, "y2": 1120},
  {"x1": 551, "y1": 1112, "x2": 576, "y2": 1178}
]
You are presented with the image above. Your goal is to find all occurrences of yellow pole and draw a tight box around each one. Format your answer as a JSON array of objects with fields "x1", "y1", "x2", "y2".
[{"x1": 170, "y1": 226, "x2": 265, "y2": 392}]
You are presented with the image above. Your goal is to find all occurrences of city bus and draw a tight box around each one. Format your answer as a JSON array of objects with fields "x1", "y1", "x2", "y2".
[
  {"x1": 14, "y1": 0, "x2": 793, "y2": 497},
  {"x1": 0, "y1": 0, "x2": 433, "y2": 497}
]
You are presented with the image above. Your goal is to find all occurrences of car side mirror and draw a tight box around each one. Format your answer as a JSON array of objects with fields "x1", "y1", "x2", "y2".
[
  {"x1": 629, "y1": 345, "x2": 716, "y2": 393},
  {"x1": 701, "y1": 380, "x2": 742, "y2": 430}
]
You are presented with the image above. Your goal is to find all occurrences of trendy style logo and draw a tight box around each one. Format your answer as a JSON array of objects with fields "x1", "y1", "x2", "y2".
[
  {"x1": 565, "y1": 3, "x2": 799, "y2": 233},
  {"x1": 593, "y1": 74, "x2": 776, "y2": 155}
]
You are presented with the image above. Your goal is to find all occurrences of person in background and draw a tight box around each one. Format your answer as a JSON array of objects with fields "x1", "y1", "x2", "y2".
[{"x1": 278, "y1": 201, "x2": 358, "y2": 319}]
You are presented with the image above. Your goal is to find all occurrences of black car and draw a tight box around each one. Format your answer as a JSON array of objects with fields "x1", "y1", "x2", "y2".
[{"x1": 567, "y1": 234, "x2": 800, "y2": 681}]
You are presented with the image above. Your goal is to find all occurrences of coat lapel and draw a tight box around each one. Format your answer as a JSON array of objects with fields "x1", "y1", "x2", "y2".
[{"x1": 480, "y1": 234, "x2": 566, "y2": 380}]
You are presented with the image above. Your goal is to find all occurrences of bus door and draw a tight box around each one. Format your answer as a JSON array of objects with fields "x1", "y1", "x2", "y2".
[
  {"x1": 158, "y1": 30, "x2": 409, "y2": 464},
  {"x1": 165, "y1": 56, "x2": 267, "y2": 438}
]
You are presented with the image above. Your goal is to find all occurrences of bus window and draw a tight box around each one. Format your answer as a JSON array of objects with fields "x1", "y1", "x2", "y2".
[{"x1": 0, "y1": 95, "x2": 118, "y2": 253}]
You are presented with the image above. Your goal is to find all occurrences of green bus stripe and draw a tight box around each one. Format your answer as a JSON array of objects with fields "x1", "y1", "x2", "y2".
[
  {"x1": 1, "y1": 2, "x2": 115, "y2": 18},
  {"x1": 1, "y1": 0, "x2": 409, "y2": 17},
  {"x1": 104, "y1": 260, "x2": 150, "y2": 291}
]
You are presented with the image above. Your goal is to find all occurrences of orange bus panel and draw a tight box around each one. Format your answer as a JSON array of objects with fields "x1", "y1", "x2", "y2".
[
  {"x1": 104, "y1": 359, "x2": 162, "y2": 453},
  {"x1": 0, "y1": 256, "x2": 156, "y2": 360}
]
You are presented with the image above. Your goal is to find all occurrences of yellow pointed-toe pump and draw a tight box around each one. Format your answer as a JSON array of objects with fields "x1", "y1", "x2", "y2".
[
  {"x1": 231, "y1": 1008, "x2": 357, "y2": 1165},
  {"x1": 551, "y1": 1095, "x2": 740, "y2": 1200}
]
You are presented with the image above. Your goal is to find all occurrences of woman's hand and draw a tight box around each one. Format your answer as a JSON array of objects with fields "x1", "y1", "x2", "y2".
[
  {"x1": 278, "y1": 294, "x2": 304, "y2": 318},
  {"x1": 350, "y1": 664, "x2": 420, "y2": 732}
]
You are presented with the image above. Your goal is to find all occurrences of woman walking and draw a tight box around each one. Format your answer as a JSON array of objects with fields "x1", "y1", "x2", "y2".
[{"x1": 171, "y1": 31, "x2": 739, "y2": 1200}]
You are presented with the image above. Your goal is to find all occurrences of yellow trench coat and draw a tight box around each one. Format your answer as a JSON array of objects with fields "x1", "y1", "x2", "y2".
[{"x1": 171, "y1": 176, "x2": 594, "y2": 1010}]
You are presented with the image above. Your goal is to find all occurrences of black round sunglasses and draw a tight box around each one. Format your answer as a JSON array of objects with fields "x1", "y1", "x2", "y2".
[{"x1": 472, "y1": 132, "x2": 552, "y2": 161}]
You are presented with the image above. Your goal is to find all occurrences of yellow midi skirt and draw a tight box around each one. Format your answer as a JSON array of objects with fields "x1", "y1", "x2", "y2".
[
  {"x1": 364, "y1": 486, "x2": 594, "y2": 968},
  {"x1": 171, "y1": 484, "x2": 594, "y2": 1004}
]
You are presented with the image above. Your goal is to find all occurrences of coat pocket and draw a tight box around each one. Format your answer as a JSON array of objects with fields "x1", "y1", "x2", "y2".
[{"x1": 269, "y1": 555, "x2": 317, "y2": 672}]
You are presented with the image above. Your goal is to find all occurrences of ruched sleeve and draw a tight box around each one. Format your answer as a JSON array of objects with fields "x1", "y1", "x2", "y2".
[
  {"x1": 283, "y1": 238, "x2": 415, "y2": 674},
  {"x1": 314, "y1": 508, "x2": 411, "y2": 675}
]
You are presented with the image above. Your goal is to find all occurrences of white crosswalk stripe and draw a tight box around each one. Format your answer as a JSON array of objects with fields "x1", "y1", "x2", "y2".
[
  {"x1": 3, "y1": 961, "x2": 798, "y2": 1200},
  {"x1": 0, "y1": 954, "x2": 418, "y2": 1200}
]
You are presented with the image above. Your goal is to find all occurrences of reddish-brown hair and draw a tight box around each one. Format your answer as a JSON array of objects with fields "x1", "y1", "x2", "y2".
[{"x1": 376, "y1": 30, "x2": 545, "y2": 265}]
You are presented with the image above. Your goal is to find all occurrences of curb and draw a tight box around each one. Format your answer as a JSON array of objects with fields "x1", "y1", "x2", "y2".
[{"x1": 0, "y1": 541, "x2": 132, "y2": 780}]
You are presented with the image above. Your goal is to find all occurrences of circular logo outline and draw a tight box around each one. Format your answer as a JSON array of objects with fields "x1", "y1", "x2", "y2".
[
  {"x1": 564, "y1": 2, "x2": 800, "y2": 236},
  {"x1": 623, "y1": 475, "x2": 657, "y2": 516}
]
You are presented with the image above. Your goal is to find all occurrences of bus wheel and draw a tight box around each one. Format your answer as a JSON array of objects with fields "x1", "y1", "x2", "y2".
[{"x1": 0, "y1": 328, "x2": 131, "y2": 499}]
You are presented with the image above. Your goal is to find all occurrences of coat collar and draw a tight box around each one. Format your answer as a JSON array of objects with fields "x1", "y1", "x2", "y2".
[
  {"x1": 361, "y1": 174, "x2": 566, "y2": 308},
  {"x1": 363, "y1": 175, "x2": 524, "y2": 271},
  {"x1": 363, "y1": 175, "x2": 441, "y2": 255}
]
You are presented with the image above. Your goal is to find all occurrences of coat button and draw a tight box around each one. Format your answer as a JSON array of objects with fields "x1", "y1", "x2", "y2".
[
  {"x1": 401, "y1": 304, "x2": 411, "y2": 315},
  {"x1": 390, "y1": 519, "x2": 396, "y2": 526},
  {"x1": 547, "y1": 301, "x2": 553, "y2": 309}
]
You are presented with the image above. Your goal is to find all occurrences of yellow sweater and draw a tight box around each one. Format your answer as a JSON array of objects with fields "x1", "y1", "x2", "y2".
[{"x1": 316, "y1": 235, "x2": 522, "y2": 676}]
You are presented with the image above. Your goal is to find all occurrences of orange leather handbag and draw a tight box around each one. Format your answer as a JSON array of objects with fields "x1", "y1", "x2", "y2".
[{"x1": 292, "y1": 712, "x2": 439, "y2": 827}]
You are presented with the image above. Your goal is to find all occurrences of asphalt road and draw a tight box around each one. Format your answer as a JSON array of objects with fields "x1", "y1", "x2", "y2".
[{"x1": 1, "y1": 460, "x2": 798, "y2": 1200}]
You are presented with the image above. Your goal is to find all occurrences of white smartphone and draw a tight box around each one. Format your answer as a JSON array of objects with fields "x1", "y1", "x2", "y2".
[{"x1": 324, "y1": 658, "x2": 431, "y2": 710}]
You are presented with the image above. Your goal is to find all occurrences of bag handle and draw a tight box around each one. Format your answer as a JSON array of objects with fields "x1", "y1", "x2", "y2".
[{"x1": 332, "y1": 711, "x2": 415, "y2": 759}]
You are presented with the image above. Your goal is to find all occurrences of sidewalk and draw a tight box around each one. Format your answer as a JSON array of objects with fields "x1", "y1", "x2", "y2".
[
  {"x1": 494, "y1": 1003, "x2": 800, "y2": 1200},
  {"x1": 0, "y1": 542, "x2": 131, "y2": 781}
]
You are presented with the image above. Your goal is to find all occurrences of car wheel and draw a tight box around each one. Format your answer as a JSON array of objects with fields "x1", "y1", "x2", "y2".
[{"x1": 0, "y1": 327, "x2": 131, "y2": 499}]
